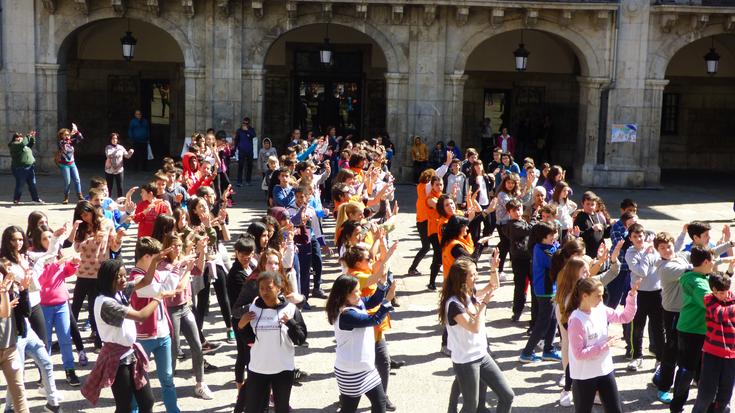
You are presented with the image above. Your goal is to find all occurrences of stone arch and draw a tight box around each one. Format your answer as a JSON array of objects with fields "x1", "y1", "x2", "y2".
[
  {"x1": 648, "y1": 26, "x2": 731, "y2": 79},
  {"x1": 452, "y1": 18, "x2": 605, "y2": 77},
  {"x1": 53, "y1": 6, "x2": 198, "y2": 68},
  {"x1": 252, "y1": 13, "x2": 408, "y2": 73}
]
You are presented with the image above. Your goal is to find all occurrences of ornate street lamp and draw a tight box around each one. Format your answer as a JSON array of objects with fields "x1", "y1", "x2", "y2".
[
  {"x1": 704, "y1": 37, "x2": 720, "y2": 75},
  {"x1": 120, "y1": 21, "x2": 137, "y2": 62},
  {"x1": 319, "y1": 23, "x2": 333, "y2": 66},
  {"x1": 513, "y1": 30, "x2": 530, "y2": 72}
]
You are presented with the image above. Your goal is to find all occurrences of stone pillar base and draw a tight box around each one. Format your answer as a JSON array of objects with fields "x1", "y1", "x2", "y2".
[{"x1": 578, "y1": 163, "x2": 652, "y2": 188}]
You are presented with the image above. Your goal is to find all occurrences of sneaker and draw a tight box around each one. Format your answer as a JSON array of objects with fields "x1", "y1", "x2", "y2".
[
  {"x1": 195, "y1": 383, "x2": 214, "y2": 400},
  {"x1": 519, "y1": 353, "x2": 542, "y2": 364},
  {"x1": 390, "y1": 298, "x2": 400, "y2": 308},
  {"x1": 44, "y1": 403, "x2": 61, "y2": 413},
  {"x1": 177, "y1": 348, "x2": 186, "y2": 360},
  {"x1": 227, "y1": 329, "x2": 236, "y2": 343},
  {"x1": 657, "y1": 390, "x2": 673, "y2": 404},
  {"x1": 427, "y1": 283, "x2": 437, "y2": 291},
  {"x1": 302, "y1": 302, "x2": 312, "y2": 311},
  {"x1": 559, "y1": 390, "x2": 573, "y2": 407},
  {"x1": 627, "y1": 358, "x2": 643, "y2": 372},
  {"x1": 407, "y1": 268, "x2": 421, "y2": 277},
  {"x1": 13, "y1": 200, "x2": 19, "y2": 205},
  {"x1": 66, "y1": 369, "x2": 80, "y2": 387},
  {"x1": 499, "y1": 273, "x2": 507, "y2": 282},
  {"x1": 558, "y1": 373, "x2": 565, "y2": 388},
  {"x1": 510, "y1": 313, "x2": 521, "y2": 322},
  {"x1": 385, "y1": 398, "x2": 397, "y2": 411},
  {"x1": 201, "y1": 341, "x2": 223, "y2": 355},
  {"x1": 293, "y1": 369, "x2": 308, "y2": 384},
  {"x1": 61, "y1": 197, "x2": 68, "y2": 205},
  {"x1": 78, "y1": 350, "x2": 88, "y2": 367},
  {"x1": 34, "y1": 199, "x2": 45, "y2": 205},
  {"x1": 311, "y1": 289, "x2": 327, "y2": 299},
  {"x1": 542, "y1": 350, "x2": 563, "y2": 362},
  {"x1": 268, "y1": 393, "x2": 275, "y2": 408},
  {"x1": 203, "y1": 360, "x2": 219, "y2": 372}
]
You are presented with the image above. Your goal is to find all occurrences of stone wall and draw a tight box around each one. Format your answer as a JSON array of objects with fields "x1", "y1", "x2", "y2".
[{"x1": 661, "y1": 76, "x2": 735, "y2": 171}]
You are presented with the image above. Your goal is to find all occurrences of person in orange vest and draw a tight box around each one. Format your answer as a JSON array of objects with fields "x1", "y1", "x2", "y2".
[{"x1": 426, "y1": 176, "x2": 445, "y2": 290}]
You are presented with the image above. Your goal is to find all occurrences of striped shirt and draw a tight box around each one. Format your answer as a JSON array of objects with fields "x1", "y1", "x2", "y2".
[
  {"x1": 335, "y1": 367, "x2": 382, "y2": 397},
  {"x1": 703, "y1": 292, "x2": 735, "y2": 359}
]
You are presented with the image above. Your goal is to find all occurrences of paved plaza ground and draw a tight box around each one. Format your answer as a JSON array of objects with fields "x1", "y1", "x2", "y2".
[{"x1": 0, "y1": 167, "x2": 733, "y2": 412}]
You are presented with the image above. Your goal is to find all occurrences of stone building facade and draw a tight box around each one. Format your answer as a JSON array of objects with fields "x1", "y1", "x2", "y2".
[{"x1": 0, "y1": 0, "x2": 733, "y2": 186}]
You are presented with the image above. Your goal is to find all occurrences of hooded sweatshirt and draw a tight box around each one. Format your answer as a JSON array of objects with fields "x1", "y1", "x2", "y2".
[{"x1": 258, "y1": 138, "x2": 278, "y2": 172}]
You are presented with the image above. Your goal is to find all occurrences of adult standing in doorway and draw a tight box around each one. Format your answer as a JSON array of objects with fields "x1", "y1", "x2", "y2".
[
  {"x1": 496, "y1": 128, "x2": 515, "y2": 157},
  {"x1": 235, "y1": 117, "x2": 257, "y2": 187},
  {"x1": 128, "y1": 109, "x2": 150, "y2": 172}
]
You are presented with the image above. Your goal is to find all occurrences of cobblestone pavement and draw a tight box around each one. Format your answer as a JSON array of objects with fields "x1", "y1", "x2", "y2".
[{"x1": 0, "y1": 168, "x2": 733, "y2": 412}]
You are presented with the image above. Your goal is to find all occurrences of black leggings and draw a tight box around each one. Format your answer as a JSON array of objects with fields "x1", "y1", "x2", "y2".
[
  {"x1": 429, "y1": 234, "x2": 441, "y2": 286},
  {"x1": 68, "y1": 303, "x2": 84, "y2": 352},
  {"x1": 571, "y1": 371, "x2": 622, "y2": 413},
  {"x1": 245, "y1": 369, "x2": 294, "y2": 413},
  {"x1": 340, "y1": 384, "x2": 386, "y2": 413},
  {"x1": 105, "y1": 172, "x2": 124, "y2": 198},
  {"x1": 28, "y1": 304, "x2": 47, "y2": 346},
  {"x1": 497, "y1": 229, "x2": 510, "y2": 272},
  {"x1": 409, "y1": 221, "x2": 430, "y2": 271},
  {"x1": 71, "y1": 277, "x2": 102, "y2": 348},
  {"x1": 233, "y1": 316, "x2": 253, "y2": 384},
  {"x1": 194, "y1": 264, "x2": 231, "y2": 342},
  {"x1": 111, "y1": 362, "x2": 154, "y2": 413}
]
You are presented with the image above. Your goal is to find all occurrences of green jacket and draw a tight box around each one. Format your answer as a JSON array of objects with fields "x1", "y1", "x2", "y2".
[
  {"x1": 676, "y1": 270, "x2": 709, "y2": 335},
  {"x1": 8, "y1": 136, "x2": 36, "y2": 168}
]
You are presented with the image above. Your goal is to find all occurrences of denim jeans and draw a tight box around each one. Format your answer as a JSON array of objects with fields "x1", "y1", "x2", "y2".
[
  {"x1": 59, "y1": 163, "x2": 82, "y2": 197},
  {"x1": 133, "y1": 336, "x2": 180, "y2": 413},
  {"x1": 42, "y1": 303, "x2": 74, "y2": 370},
  {"x1": 12, "y1": 165, "x2": 40, "y2": 202},
  {"x1": 6, "y1": 326, "x2": 61, "y2": 410},
  {"x1": 453, "y1": 354, "x2": 514, "y2": 413},
  {"x1": 522, "y1": 296, "x2": 556, "y2": 356}
]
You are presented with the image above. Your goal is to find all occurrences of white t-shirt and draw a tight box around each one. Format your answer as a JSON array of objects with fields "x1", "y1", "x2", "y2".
[
  {"x1": 476, "y1": 176, "x2": 489, "y2": 206},
  {"x1": 94, "y1": 288, "x2": 138, "y2": 359},
  {"x1": 445, "y1": 295, "x2": 489, "y2": 364},
  {"x1": 568, "y1": 307, "x2": 613, "y2": 380}
]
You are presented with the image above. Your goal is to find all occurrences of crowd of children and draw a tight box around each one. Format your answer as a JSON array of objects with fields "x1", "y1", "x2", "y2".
[{"x1": 1, "y1": 123, "x2": 734, "y2": 413}]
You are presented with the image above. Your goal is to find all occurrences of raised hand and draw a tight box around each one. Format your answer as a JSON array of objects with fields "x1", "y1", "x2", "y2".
[
  {"x1": 611, "y1": 239, "x2": 625, "y2": 263},
  {"x1": 630, "y1": 278, "x2": 642, "y2": 296}
]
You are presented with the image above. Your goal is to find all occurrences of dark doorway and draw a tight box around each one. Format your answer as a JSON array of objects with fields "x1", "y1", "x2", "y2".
[
  {"x1": 292, "y1": 50, "x2": 363, "y2": 137},
  {"x1": 141, "y1": 79, "x2": 172, "y2": 160}
]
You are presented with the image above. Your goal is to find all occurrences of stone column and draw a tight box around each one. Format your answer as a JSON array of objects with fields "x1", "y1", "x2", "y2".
[
  {"x1": 575, "y1": 76, "x2": 607, "y2": 186},
  {"x1": 34, "y1": 63, "x2": 63, "y2": 172},
  {"x1": 642, "y1": 79, "x2": 669, "y2": 186},
  {"x1": 385, "y1": 72, "x2": 410, "y2": 180},
  {"x1": 183, "y1": 67, "x2": 207, "y2": 134},
  {"x1": 443, "y1": 72, "x2": 468, "y2": 149},
  {"x1": 241, "y1": 68, "x2": 266, "y2": 138}
]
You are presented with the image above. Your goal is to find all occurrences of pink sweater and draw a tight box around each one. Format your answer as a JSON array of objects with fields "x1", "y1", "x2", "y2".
[{"x1": 39, "y1": 261, "x2": 79, "y2": 306}]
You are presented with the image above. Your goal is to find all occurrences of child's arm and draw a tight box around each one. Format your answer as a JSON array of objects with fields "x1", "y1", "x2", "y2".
[
  {"x1": 606, "y1": 282, "x2": 639, "y2": 324},
  {"x1": 568, "y1": 317, "x2": 615, "y2": 360}
]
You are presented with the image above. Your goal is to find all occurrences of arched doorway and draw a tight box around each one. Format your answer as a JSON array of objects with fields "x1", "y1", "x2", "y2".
[
  {"x1": 262, "y1": 23, "x2": 389, "y2": 147},
  {"x1": 58, "y1": 18, "x2": 185, "y2": 163},
  {"x1": 659, "y1": 34, "x2": 735, "y2": 174},
  {"x1": 461, "y1": 29, "x2": 582, "y2": 170}
]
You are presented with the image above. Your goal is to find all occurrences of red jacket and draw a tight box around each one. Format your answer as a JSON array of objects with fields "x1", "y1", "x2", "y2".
[
  {"x1": 128, "y1": 267, "x2": 173, "y2": 340},
  {"x1": 495, "y1": 135, "x2": 516, "y2": 156},
  {"x1": 132, "y1": 199, "x2": 171, "y2": 238},
  {"x1": 703, "y1": 292, "x2": 735, "y2": 359}
]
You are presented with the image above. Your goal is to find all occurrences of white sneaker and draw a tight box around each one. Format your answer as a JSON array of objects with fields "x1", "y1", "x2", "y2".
[
  {"x1": 593, "y1": 393, "x2": 602, "y2": 405},
  {"x1": 559, "y1": 390, "x2": 573, "y2": 407},
  {"x1": 195, "y1": 383, "x2": 214, "y2": 400},
  {"x1": 627, "y1": 358, "x2": 643, "y2": 372},
  {"x1": 499, "y1": 273, "x2": 507, "y2": 282}
]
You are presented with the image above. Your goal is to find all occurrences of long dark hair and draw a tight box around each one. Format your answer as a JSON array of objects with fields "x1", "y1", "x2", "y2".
[
  {"x1": 246, "y1": 221, "x2": 269, "y2": 254},
  {"x1": 550, "y1": 238, "x2": 585, "y2": 282},
  {"x1": 26, "y1": 211, "x2": 48, "y2": 245},
  {"x1": 336, "y1": 220, "x2": 362, "y2": 251},
  {"x1": 438, "y1": 257, "x2": 475, "y2": 325},
  {"x1": 31, "y1": 225, "x2": 53, "y2": 253},
  {"x1": 441, "y1": 215, "x2": 470, "y2": 248},
  {"x1": 151, "y1": 214, "x2": 176, "y2": 243},
  {"x1": 97, "y1": 259, "x2": 125, "y2": 298},
  {"x1": 0, "y1": 226, "x2": 27, "y2": 264},
  {"x1": 73, "y1": 200, "x2": 103, "y2": 242},
  {"x1": 326, "y1": 274, "x2": 360, "y2": 325},
  {"x1": 187, "y1": 197, "x2": 209, "y2": 226},
  {"x1": 436, "y1": 194, "x2": 452, "y2": 218}
]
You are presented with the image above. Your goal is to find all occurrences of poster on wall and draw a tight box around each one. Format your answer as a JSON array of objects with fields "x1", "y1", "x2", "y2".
[{"x1": 611, "y1": 123, "x2": 637, "y2": 143}]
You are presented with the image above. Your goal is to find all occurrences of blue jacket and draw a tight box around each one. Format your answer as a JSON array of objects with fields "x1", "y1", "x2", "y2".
[
  {"x1": 532, "y1": 243, "x2": 558, "y2": 297},
  {"x1": 273, "y1": 185, "x2": 296, "y2": 208},
  {"x1": 235, "y1": 128, "x2": 256, "y2": 156},
  {"x1": 127, "y1": 118, "x2": 150, "y2": 143}
]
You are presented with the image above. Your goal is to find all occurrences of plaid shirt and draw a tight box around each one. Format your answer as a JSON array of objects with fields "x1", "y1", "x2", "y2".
[{"x1": 610, "y1": 220, "x2": 629, "y2": 272}]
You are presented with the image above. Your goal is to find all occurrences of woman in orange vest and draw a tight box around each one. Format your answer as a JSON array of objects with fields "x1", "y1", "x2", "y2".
[
  {"x1": 341, "y1": 242, "x2": 400, "y2": 410},
  {"x1": 407, "y1": 169, "x2": 437, "y2": 278},
  {"x1": 441, "y1": 216, "x2": 477, "y2": 281},
  {"x1": 426, "y1": 175, "x2": 445, "y2": 290}
]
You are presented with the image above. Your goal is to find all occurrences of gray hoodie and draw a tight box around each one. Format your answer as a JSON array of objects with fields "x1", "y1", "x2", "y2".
[{"x1": 626, "y1": 246, "x2": 661, "y2": 291}]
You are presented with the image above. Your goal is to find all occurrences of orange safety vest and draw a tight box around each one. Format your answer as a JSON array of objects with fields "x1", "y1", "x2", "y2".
[
  {"x1": 442, "y1": 235, "x2": 475, "y2": 279},
  {"x1": 415, "y1": 183, "x2": 428, "y2": 223},
  {"x1": 426, "y1": 189, "x2": 443, "y2": 236},
  {"x1": 350, "y1": 268, "x2": 391, "y2": 341}
]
